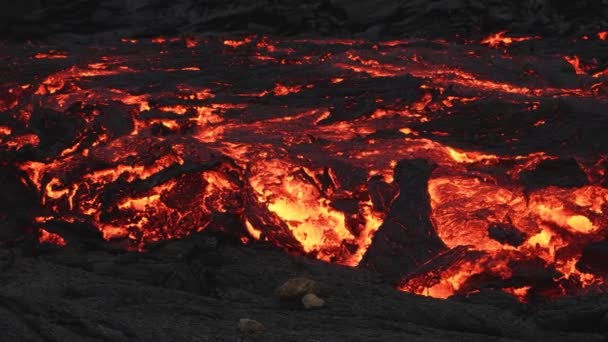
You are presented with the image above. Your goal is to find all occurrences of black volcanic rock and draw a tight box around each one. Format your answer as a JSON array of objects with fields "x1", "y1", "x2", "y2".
[
  {"x1": 0, "y1": 166, "x2": 38, "y2": 246},
  {"x1": 361, "y1": 159, "x2": 447, "y2": 283},
  {"x1": 488, "y1": 223, "x2": 527, "y2": 247},
  {"x1": 577, "y1": 239, "x2": 608, "y2": 275},
  {"x1": 367, "y1": 175, "x2": 398, "y2": 213},
  {"x1": 519, "y1": 158, "x2": 588, "y2": 192}
]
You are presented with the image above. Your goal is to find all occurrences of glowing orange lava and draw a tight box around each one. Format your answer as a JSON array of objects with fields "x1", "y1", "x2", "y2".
[
  {"x1": 564, "y1": 56, "x2": 586, "y2": 75},
  {"x1": 39, "y1": 229, "x2": 67, "y2": 246},
  {"x1": 481, "y1": 31, "x2": 539, "y2": 48},
  {"x1": 2, "y1": 34, "x2": 607, "y2": 302}
]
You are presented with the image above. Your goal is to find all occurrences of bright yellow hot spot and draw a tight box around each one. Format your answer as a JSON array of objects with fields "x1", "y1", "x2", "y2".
[{"x1": 567, "y1": 215, "x2": 595, "y2": 233}]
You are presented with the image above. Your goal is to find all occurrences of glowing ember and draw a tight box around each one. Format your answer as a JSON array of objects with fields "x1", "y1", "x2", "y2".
[
  {"x1": 564, "y1": 56, "x2": 586, "y2": 75},
  {"x1": 273, "y1": 83, "x2": 303, "y2": 96},
  {"x1": 39, "y1": 229, "x2": 67, "y2": 246},
  {"x1": 224, "y1": 37, "x2": 252, "y2": 48},
  {"x1": 1, "y1": 34, "x2": 607, "y2": 302},
  {"x1": 34, "y1": 51, "x2": 68, "y2": 59},
  {"x1": 481, "y1": 31, "x2": 539, "y2": 48}
]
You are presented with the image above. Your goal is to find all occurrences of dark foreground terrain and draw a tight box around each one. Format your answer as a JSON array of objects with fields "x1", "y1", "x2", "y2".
[{"x1": 1, "y1": 233, "x2": 608, "y2": 342}]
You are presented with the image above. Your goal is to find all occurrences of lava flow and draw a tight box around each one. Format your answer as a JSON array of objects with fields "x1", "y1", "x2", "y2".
[{"x1": 1, "y1": 32, "x2": 607, "y2": 302}]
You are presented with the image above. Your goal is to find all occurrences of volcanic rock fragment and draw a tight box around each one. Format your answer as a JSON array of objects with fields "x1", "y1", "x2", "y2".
[
  {"x1": 29, "y1": 105, "x2": 86, "y2": 158},
  {"x1": 301, "y1": 293, "x2": 325, "y2": 309},
  {"x1": 361, "y1": 159, "x2": 447, "y2": 284},
  {"x1": 519, "y1": 158, "x2": 588, "y2": 192},
  {"x1": 275, "y1": 277, "x2": 319, "y2": 299},
  {"x1": 488, "y1": 223, "x2": 527, "y2": 247},
  {"x1": 368, "y1": 175, "x2": 399, "y2": 213},
  {"x1": 37, "y1": 218, "x2": 104, "y2": 247},
  {"x1": 238, "y1": 318, "x2": 265, "y2": 335},
  {"x1": 0, "y1": 166, "x2": 38, "y2": 248},
  {"x1": 399, "y1": 246, "x2": 482, "y2": 294},
  {"x1": 577, "y1": 239, "x2": 608, "y2": 275}
]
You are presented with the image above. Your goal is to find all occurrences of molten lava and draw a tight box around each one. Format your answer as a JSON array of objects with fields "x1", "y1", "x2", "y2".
[
  {"x1": 481, "y1": 31, "x2": 539, "y2": 48},
  {"x1": 1, "y1": 34, "x2": 607, "y2": 302}
]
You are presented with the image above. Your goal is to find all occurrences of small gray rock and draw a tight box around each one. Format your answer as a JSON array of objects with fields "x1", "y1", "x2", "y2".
[
  {"x1": 275, "y1": 277, "x2": 319, "y2": 299},
  {"x1": 302, "y1": 293, "x2": 325, "y2": 309},
  {"x1": 238, "y1": 318, "x2": 265, "y2": 335}
]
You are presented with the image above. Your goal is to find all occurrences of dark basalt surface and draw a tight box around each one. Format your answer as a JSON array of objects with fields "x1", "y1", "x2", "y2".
[
  {"x1": 0, "y1": 233, "x2": 607, "y2": 342},
  {"x1": 361, "y1": 159, "x2": 447, "y2": 283},
  {"x1": 2, "y1": 0, "x2": 607, "y2": 42}
]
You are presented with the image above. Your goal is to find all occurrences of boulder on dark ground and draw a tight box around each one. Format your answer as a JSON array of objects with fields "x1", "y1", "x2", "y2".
[
  {"x1": 275, "y1": 277, "x2": 319, "y2": 300},
  {"x1": 301, "y1": 293, "x2": 325, "y2": 309},
  {"x1": 238, "y1": 318, "x2": 266, "y2": 335},
  {"x1": 0, "y1": 233, "x2": 603, "y2": 341}
]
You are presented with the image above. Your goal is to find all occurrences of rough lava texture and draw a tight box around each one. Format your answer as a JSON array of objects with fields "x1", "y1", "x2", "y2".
[
  {"x1": 1, "y1": 0, "x2": 608, "y2": 42},
  {"x1": 2, "y1": 1, "x2": 608, "y2": 341},
  {"x1": 0, "y1": 234, "x2": 607, "y2": 341}
]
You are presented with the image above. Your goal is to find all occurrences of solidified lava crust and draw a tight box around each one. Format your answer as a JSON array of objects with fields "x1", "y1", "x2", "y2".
[{"x1": 1, "y1": 33, "x2": 608, "y2": 302}]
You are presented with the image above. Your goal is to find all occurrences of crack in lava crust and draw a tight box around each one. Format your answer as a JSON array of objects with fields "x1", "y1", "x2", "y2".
[{"x1": 1, "y1": 33, "x2": 608, "y2": 301}]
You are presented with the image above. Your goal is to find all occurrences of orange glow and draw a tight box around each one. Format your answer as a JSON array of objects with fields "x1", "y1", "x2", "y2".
[
  {"x1": 599, "y1": 32, "x2": 608, "y2": 41},
  {"x1": 566, "y1": 215, "x2": 595, "y2": 233},
  {"x1": 481, "y1": 31, "x2": 539, "y2": 48},
  {"x1": 159, "y1": 105, "x2": 189, "y2": 115},
  {"x1": 39, "y1": 229, "x2": 67, "y2": 246},
  {"x1": 224, "y1": 37, "x2": 252, "y2": 48},
  {"x1": 34, "y1": 51, "x2": 68, "y2": 59},
  {"x1": 245, "y1": 219, "x2": 262, "y2": 240},
  {"x1": 424, "y1": 175, "x2": 608, "y2": 298},
  {"x1": 195, "y1": 88, "x2": 215, "y2": 100},
  {"x1": 4, "y1": 134, "x2": 39, "y2": 149},
  {"x1": 504, "y1": 286, "x2": 531, "y2": 302},
  {"x1": 248, "y1": 159, "x2": 382, "y2": 265},
  {"x1": 400, "y1": 257, "x2": 507, "y2": 299},
  {"x1": 564, "y1": 56, "x2": 586, "y2": 75},
  {"x1": 0, "y1": 126, "x2": 11, "y2": 135},
  {"x1": 185, "y1": 37, "x2": 198, "y2": 48},
  {"x1": 335, "y1": 55, "x2": 592, "y2": 98},
  {"x1": 273, "y1": 83, "x2": 302, "y2": 96},
  {"x1": 34, "y1": 65, "x2": 126, "y2": 95},
  {"x1": 445, "y1": 147, "x2": 499, "y2": 164},
  {"x1": 118, "y1": 92, "x2": 150, "y2": 112}
]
